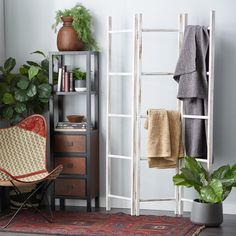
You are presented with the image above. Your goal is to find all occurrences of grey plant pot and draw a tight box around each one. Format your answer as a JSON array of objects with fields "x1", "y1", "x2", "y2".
[
  {"x1": 75, "y1": 80, "x2": 86, "y2": 88},
  {"x1": 191, "y1": 199, "x2": 223, "y2": 226}
]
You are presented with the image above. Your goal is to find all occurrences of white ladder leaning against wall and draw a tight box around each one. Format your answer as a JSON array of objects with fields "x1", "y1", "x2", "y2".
[{"x1": 106, "y1": 11, "x2": 215, "y2": 216}]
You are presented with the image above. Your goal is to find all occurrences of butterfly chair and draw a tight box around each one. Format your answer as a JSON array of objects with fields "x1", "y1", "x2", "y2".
[{"x1": 0, "y1": 114, "x2": 63, "y2": 228}]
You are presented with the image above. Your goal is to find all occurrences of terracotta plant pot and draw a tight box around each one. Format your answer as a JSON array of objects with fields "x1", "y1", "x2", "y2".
[
  {"x1": 57, "y1": 16, "x2": 84, "y2": 51},
  {"x1": 191, "y1": 199, "x2": 223, "y2": 226}
]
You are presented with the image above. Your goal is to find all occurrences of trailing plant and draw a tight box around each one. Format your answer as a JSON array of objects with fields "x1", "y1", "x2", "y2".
[
  {"x1": 73, "y1": 67, "x2": 86, "y2": 80},
  {"x1": 0, "y1": 51, "x2": 52, "y2": 124},
  {"x1": 173, "y1": 156, "x2": 236, "y2": 203},
  {"x1": 52, "y1": 3, "x2": 99, "y2": 51}
]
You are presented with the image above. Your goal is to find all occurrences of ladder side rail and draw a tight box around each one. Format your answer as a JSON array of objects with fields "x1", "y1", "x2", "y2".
[
  {"x1": 135, "y1": 13, "x2": 143, "y2": 216},
  {"x1": 106, "y1": 16, "x2": 112, "y2": 211},
  {"x1": 130, "y1": 14, "x2": 138, "y2": 216},
  {"x1": 178, "y1": 13, "x2": 188, "y2": 216},
  {"x1": 207, "y1": 10, "x2": 215, "y2": 172}
]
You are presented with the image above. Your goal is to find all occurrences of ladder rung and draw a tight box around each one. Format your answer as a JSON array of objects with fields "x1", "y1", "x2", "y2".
[
  {"x1": 181, "y1": 198, "x2": 193, "y2": 203},
  {"x1": 141, "y1": 72, "x2": 174, "y2": 76},
  {"x1": 140, "y1": 198, "x2": 175, "y2": 202},
  {"x1": 142, "y1": 28, "x2": 180, "y2": 33},
  {"x1": 108, "y1": 113, "x2": 132, "y2": 118},
  {"x1": 108, "y1": 194, "x2": 131, "y2": 201},
  {"x1": 140, "y1": 115, "x2": 147, "y2": 119},
  {"x1": 140, "y1": 156, "x2": 147, "y2": 161},
  {"x1": 195, "y1": 158, "x2": 208, "y2": 163},
  {"x1": 109, "y1": 72, "x2": 133, "y2": 76},
  {"x1": 108, "y1": 154, "x2": 132, "y2": 160},
  {"x1": 109, "y1": 29, "x2": 133, "y2": 34},
  {"x1": 183, "y1": 115, "x2": 208, "y2": 120},
  {"x1": 207, "y1": 71, "x2": 210, "y2": 75}
]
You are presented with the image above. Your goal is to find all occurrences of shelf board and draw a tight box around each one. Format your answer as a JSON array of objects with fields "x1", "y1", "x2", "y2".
[
  {"x1": 53, "y1": 129, "x2": 98, "y2": 134},
  {"x1": 49, "y1": 51, "x2": 99, "y2": 56},
  {"x1": 55, "y1": 91, "x2": 97, "y2": 95}
]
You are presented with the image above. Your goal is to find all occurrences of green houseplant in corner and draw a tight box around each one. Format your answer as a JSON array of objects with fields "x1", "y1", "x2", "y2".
[
  {"x1": 173, "y1": 156, "x2": 236, "y2": 226},
  {"x1": 52, "y1": 3, "x2": 99, "y2": 51},
  {"x1": 0, "y1": 51, "x2": 52, "y2": 124}
]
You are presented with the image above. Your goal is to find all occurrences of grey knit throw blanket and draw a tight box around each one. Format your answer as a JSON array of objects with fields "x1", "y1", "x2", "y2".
[{"x1": 174, "y1": 25, "x2": 209, "y2": 159}]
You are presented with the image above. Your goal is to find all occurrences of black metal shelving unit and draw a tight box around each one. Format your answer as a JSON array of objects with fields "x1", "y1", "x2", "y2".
[{"x1": 49, "y1": 51, "x2": 99, "y2": 212}]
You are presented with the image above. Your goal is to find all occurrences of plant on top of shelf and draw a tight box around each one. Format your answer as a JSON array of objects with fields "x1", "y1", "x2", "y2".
[
  {"x1": 0, "y1": 51, "x2": 52, "y2": 124},
  {"x1": 52, "y1": 3, "x2": 99, "y2": 51}
]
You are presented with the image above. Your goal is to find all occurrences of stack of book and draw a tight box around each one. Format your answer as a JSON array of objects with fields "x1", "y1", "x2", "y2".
[
  {"x1": 57, "y1": 65, "x2": 74, "y2": 92},
  {"x1": 54, "y1": 122, "x2": 93, "y2": 132}
]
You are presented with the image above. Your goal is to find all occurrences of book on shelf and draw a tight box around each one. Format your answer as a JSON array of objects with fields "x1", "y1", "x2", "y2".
[{"x1": 57, "y1": 68, "x2": 62, "y2": 92}]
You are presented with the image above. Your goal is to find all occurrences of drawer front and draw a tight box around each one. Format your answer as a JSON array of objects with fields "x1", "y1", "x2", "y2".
[
  {"x1": 55, "y1": 179, "x2": 86, "y2": 196},
  {"x1": 54, "y1": 135, "x2": 86, "y2": 153},
  {"x1": 55, "y1": 157, "x2": 86, "y2": 175}
]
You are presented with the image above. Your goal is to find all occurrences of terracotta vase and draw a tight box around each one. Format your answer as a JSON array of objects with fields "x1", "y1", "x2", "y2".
[{"x1": 57, "y1": 16, "x2": 84, "y2": 51}]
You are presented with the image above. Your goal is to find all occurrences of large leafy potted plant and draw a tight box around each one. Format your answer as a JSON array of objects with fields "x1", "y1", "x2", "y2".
[
  {"x1": 0, "y1": 51, "x2": 52, "y2": 124},
  {"x1": 173, "y1": 156, "x2": 236, "y2": 226},
  {"x1": 52, "y1": 3, "x2": 99, "y2": 51}
]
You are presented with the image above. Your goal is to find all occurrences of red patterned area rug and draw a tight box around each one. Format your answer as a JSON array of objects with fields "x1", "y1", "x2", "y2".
[{"x1": 0, "y1": 211, "x2": 204, "y2": 236}]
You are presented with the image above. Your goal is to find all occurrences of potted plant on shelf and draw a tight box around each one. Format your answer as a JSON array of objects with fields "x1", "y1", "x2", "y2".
[
  {"x1": 173, "y1": 156, "x2": 236, "y2": 226},
  {"x1": 0, "y1": 51, "x2": 52, "y2": 124},
  {"x1": 52, "y1": 3, "x2": 99, "y2": 51},
  {"x1": 73, "y1": 67, "x2": 86, "y2": 92}
]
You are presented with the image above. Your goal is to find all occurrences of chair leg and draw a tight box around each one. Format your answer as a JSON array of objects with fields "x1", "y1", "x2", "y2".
[{"x1": 1, "y1": 180, "x2": 55, "y2": 228}]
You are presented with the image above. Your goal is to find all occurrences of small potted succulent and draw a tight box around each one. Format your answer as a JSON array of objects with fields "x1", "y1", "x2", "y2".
[
  {"x1": 173, "y1": 156, "x2": 236, "y2": 226},
  {"x1": 73, "y1": 67, "x2": 86, "y2": 92}
]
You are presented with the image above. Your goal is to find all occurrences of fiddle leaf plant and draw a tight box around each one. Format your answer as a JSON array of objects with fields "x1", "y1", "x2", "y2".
[
  {"x1": 173, "y1": 156, "x2": 236, "y2": 203},
  {"x1": 0, "y1": 51, "x2": 52, "y2": 124}
]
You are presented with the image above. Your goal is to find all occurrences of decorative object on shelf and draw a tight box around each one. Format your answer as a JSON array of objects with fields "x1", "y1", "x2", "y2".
[
  {"x1": 0, "y1": 51, "x2": 52, "y2": 124},
  {"x1": 67, "y1": 115, "x2": 84, "y2": 123},
  {"x1": 173, "y1": 156, "x2": 236, "y2": 226},
  {"x1": 73, "y1": 67, "x2": 86, "y2": 92},
  {"x1": 57, "y1": 16, "x2": 84, "y2": 51},
  {"x1": 52, "y1": 3, "x2": 99, "y2": 51}
]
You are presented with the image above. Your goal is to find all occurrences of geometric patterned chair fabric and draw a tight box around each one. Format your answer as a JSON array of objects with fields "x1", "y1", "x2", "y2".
[{"x1": 0, "y1": 114, "x2": 63, "y2": 228}]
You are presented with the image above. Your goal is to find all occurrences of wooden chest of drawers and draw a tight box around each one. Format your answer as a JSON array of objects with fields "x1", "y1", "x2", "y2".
[{"x1": 51, "y1": 132, "x2": 99, "y2": 211}]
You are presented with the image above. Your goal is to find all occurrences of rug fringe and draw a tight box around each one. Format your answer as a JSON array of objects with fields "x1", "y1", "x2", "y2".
[{"x1": 192, "y1": 225, "x2": 205, "y2": 236}]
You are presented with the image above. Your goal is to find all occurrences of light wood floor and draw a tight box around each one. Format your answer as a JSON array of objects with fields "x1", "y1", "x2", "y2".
[{"x1": 0, "y1": 207, "x2": 236, "y2": 236}]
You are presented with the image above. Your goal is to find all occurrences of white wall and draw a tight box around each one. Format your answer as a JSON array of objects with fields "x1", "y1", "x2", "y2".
[
  {"x1": 4, "y1": 0, "x2": 236, "y2": 214},
  {"x1": 0, "y1": 0, "x2": 5, "y2": 64}
]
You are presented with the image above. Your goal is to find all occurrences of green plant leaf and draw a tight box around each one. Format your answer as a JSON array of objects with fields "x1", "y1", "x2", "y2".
[
  {"x1": 26, "y1": 84, "x2": 37, "y2": 97},
  {"x1": 15, "y1": 102, "x2": 26, "y2": 113},
  {"x1": 212, "y1": 165, "x2": 235, "y2": 187},
  {"x1": 41, "y1": 59, "x2": 49, "y2": 71},
  {"x1": 2, "y1": 106, "x2": 14, "y2": 119},
  {"x1": 2, "y1": 92, "x2": 15, "y2": 105},
  {"x1": 15, "y1": 89, "x2": 29, "y2": 102},
  {"x1": 19, "y1": 66, "x2": 29, "y2": 75},
  {"x1": 4, "y1": 57, "x2": 16, "y2": 73},
  {"x1": 200, "y1": 179, "x2": 223, "y2": 203},
  {"x1": 38, "y1": 83, "x2": 52, "y2": 98},
  {"x1": 31, "y1": 50, "x2": 46, "y2": 57},
  {"x1": 39, "y1": 98, "x2": 49, "y2": 103},
  {"x1": 17, "y1": 79, "x2": 30, "y2": 89},
  {"x1": 27, "y1": 61, "x2": 40, "y2": 67},
  {"x1": 28, "y1": 66, "x2": 39, "y2": 80},
  {"x1": 173, "y1": 173, "x2": 192, "y2": 187}
]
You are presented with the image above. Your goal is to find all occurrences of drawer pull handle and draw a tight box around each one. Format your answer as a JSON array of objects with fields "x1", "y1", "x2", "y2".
[
  {"x1": 65, "y1": 141, "x2": 74, "y2": 146},
  {"x1": 66, "y1": 163, "x2": 74, "y2": 169}
]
